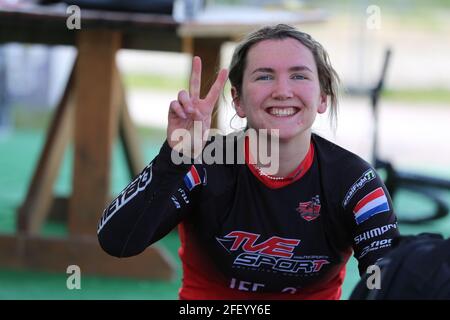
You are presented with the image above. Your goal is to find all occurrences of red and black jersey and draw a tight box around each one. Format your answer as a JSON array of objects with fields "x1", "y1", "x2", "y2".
[{"x1": 97, "y1": 132, "x2": 399, "y2": 300}]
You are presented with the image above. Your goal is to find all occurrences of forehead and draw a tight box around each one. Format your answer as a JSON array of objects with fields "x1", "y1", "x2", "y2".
[{"x1": 246, "y1": 38, "x2": 317, "y2": 71}]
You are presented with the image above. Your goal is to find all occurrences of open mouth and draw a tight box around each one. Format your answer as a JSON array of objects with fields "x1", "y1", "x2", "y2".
[{"x1": 266, "y1": 107, "x2": 300, "y2": 117}]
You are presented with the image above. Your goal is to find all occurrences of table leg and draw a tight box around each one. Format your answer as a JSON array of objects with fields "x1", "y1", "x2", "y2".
[
  {"x1": 118, "y1": 74, "x2": 144, "y2": 179},
  {"x1": 69, "y1": 30, "x2": 122, "y2": 236},
  {"x1": 17, "y1": 61, "x2": 75, "y2": 234}
]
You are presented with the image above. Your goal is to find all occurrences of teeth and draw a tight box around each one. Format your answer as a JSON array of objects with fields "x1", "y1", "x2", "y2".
[{"x1": 268, "y1": 107, "x2": 297, "y2": 117}]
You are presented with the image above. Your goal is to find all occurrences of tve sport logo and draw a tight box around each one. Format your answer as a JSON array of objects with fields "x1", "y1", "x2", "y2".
[
  {"x1": 217, "y1": 231, "x2": 300, "y2": 257},
  {"x1": 216, "y1": 231, "x2": 329, "y2": 274}
]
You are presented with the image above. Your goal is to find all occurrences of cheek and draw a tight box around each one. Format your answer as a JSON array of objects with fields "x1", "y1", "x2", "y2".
[
  {"x1": 302, "y1": 83, "x2": 320, "y2": 100},
  {"x1": 243, "y1": 83, "x2": 270, "y2": 107},
  {"x1": 300, "y1": 83, "x2": 321, "y2": 102}
]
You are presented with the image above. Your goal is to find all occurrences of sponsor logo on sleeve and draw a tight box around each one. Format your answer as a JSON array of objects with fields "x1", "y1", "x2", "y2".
[
  {"x1": 353, "y1": 187, "x2": 390, "y2": 225},
  {"x1": 171, "y1": 195, "x2": 181, "y2": 209},
  {"x1": 343, "y1": 169, "x2": 376, "y2": 208},
  {"x1": 359, "y1": 238, "x2": 393, "y2": 259},
  {"x1": 170, "y1": 188, "x2": 191, "y2": 209},
  {"x1": 354, "y1": 223, "x2": 398, "y2": 244},
  {"x1": 97, "y1": 163, "x2": 153, "y2": 233}
]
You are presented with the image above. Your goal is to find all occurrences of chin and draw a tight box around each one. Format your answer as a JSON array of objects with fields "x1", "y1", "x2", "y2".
[
  {"x1": 270, "y1": 129, "x2": 300, "y2": 142},
  {"x1": 277, "y1": 125, "x2": 314, "y2": 142},
  {"x1": 247, "y1": 123, "x2": 305, "y2": 141}
]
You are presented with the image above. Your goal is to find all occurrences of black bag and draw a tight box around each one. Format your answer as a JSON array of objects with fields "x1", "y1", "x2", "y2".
[{"x1": 350, "y1": 233, "x2": 450, "y2": 300}]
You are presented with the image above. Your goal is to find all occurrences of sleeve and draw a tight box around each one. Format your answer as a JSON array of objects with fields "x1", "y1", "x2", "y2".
[
  {"x1": 97, "y1": 141, "x2": 206, "y2": 258},
  {"x1": 341, "y1": 164, "x2": 400, "y2": 276}
]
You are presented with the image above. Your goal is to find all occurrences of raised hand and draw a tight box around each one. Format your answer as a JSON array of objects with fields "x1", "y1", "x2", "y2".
[{"x1": 167, "y1": 56, "x2": 228, "y2": 158}]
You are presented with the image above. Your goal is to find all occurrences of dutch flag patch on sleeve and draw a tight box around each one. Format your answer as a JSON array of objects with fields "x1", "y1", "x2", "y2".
[
  {"x1": 183, "y1": 165, "x2": 201, "y2": 191},
  {"x1": 353, "y1": 187, "x2": 390, "y2": 225}
]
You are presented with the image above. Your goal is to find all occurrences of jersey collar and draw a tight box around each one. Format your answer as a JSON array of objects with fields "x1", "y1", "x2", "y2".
[{"x1": 244, "y1": 136, "x2": 315, "y2": 189}]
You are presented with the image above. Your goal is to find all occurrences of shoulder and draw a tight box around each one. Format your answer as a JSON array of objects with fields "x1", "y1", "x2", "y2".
[
  {"x1": 312, "y1": 133, "x2": 382, "y2": 206},
  {"x1": 312, "y1": 133, "x2": 372, "y2": 174}
]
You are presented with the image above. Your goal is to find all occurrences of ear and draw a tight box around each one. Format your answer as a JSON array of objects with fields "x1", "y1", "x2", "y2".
[
  {"x1": 317, "y1": 93, "x2": 328, "y2": 114},
  {"x1": 231, "y1": 86, "x2": 246, "y2": 118}
]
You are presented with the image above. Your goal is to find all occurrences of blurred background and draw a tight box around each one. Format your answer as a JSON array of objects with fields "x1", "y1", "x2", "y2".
[{"x1": 1, "y1": 0, "x2": 450, "y2": 299}]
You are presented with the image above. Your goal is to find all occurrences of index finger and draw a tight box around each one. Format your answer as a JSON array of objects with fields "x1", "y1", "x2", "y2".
[
  {"x1": 205, "y1": 68, "x2": 228, "y2": 105},
  {"x1": 189, "y1": 56, "x2": 202, "y2": 99}
]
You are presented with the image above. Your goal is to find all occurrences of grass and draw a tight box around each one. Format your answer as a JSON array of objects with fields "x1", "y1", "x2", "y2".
[
  {"x1": 123, "y1": 73, "x2": 187, "y2": 91},
  {"x1": 11, "y1": 105, "x2": 52, "y2": 130},
  {"x1": 382, "y1": 88, "x2": 450, "y2": 104}
]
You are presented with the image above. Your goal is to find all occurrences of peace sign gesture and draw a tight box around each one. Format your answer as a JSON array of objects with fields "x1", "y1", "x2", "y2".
[{"x1": 167, "y1": 56, "x2": 228, "y2": 156}]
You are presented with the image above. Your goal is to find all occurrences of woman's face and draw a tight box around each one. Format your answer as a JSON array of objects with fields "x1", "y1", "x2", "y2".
[{"x1": 232, "y1": 38, "x2": 327, "y2": 142}]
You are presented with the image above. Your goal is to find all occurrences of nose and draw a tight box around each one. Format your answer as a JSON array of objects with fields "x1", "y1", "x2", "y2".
[{"x1": 271, "y1": 78, "x2": 294, "y2": 100}]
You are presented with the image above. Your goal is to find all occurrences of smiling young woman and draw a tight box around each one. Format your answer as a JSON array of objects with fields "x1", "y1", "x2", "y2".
[
  {"x1": 98, "y1": 24, "x2": 400, "y2": 300},
  {"x1": 232, "y1": 37, "x2": 327, "y2": 177}
]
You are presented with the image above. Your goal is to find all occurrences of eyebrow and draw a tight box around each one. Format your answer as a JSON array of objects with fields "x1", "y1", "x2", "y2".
[{"x1": 251, "y1": 66, "x2": 313, "y2": 74}]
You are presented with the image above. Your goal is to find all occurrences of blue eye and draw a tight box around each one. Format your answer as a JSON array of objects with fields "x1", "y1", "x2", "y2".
[
  {"x1": 292, "y1": 74, "x2": 306, "y2": 80},
  {"x1": 256, "y1": 74, "x2": 273, "y2": 81}
]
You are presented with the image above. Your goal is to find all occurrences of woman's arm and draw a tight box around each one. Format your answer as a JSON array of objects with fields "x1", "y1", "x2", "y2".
[
  {"x1": 345, "y1": 169, "x2": 400, "y2": 276},
  {"x1": 97, "y1": 141, "x2": 205, "y2": 258},
  {"x1": 97, "y1": 56, "x2": 226, "y2": 258}
]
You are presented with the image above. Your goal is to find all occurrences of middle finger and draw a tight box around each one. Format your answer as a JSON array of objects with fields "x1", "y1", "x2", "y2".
[{"x1": 178, "y1": 90, "x2": 194, "y2": 114}]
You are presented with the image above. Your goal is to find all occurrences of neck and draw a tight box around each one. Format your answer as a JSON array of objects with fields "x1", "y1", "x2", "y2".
[
  {"x1": 250, "y1": 131, "x2": 311, "y2": 177},
  {"x1": 253, "y1": 131, "x2": 312, "y2": 177},
  {"x1": 278, "y1": 133, "x2": 311, "y2": 176}
]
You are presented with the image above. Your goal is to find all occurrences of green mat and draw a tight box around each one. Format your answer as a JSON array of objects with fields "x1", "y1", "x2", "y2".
[{"x1": 1, "y1": 129, "x2": 449, "y2": 300}]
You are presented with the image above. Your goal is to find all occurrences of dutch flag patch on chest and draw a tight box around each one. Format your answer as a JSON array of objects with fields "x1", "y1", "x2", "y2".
[{"x1": 353, "y1": 187, "x2": 390, "y2": 225}]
